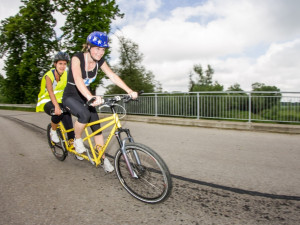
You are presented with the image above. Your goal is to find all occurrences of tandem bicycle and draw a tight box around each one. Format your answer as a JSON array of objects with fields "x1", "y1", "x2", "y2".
[{"x1": 47, "y1": 94, "x2": 172, "y2": 204}]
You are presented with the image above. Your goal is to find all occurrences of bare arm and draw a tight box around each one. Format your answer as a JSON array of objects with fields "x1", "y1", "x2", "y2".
[
  {"x1": 45, "y1": 76, "x2": 61, "y2": 115},
  {"x1": 101, "y1": 62, "x2": 137, "y2": 99}
]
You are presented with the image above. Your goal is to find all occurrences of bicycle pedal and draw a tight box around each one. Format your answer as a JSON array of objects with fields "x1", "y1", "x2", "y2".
[
  {"x1": 75, "y1": 155, "x2": 84, "y2": 161},
  {"x1": 94, "y1": 144, "x2": 103, "y2": 154},
  {"x1": 68, "y1": 139, "x2": 74, "y2": 147}
]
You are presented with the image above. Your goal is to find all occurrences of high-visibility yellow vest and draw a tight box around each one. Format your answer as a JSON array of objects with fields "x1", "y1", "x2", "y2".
[{"x1": 36, "y1": 69, "x2": 67, "y2": 112}]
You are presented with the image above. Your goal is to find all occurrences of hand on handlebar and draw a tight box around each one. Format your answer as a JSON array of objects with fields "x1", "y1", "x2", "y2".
[
  {"x1": 54, "y1": 105, "x2": 62, "y2": 116},
  {"x1": 128, "y1": 91, "x2": 138, "y2": 100},
  {"x1": 87, "y1": 96, "x2": 103, "y2": 107},
  {"x1": 50, "y1": 107, "x2": 66, "y2": 115},
  {"x1": 87, "y1": 90, "x2": 142, "y2": 106}
]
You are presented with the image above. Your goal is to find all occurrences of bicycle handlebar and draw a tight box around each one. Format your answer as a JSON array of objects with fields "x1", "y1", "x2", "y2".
[
  {"x1": 86, "y1": 97, "x2": 97, "y2": 106},
  {"x1": 102, "y1": 95, "x2": 133, "y2": 106},
  {"x1": 86, "y1": 90, "x2": 144, "y2": 107},
  {"x1": 50, "y1": 108, "x2": 67, "y2": 116}
]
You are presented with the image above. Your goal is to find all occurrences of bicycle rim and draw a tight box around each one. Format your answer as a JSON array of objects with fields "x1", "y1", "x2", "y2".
[
  {"x1": 47, "y1": 124, "x2": 67, "y2": 161},
  {"x1": 115, "y1": 143, "x2": 172, "y2": 204}
]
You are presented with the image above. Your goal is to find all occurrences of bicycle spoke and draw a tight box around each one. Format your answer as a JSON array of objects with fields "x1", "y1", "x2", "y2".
[
  {"x1": 47, "y1": 124, "x2": 67, "y2": 161},
  {"x1": 139, "y1": 175, "x2": 162, "y2": 190},
  {"x1": 115, "y1": 143, "x2": 172, "y2": 203}
]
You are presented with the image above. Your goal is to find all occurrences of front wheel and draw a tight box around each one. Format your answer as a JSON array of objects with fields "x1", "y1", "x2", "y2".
[
  {"x1": 47, "y1": 123, "x2": 67, "y2": 161},
  {"x1": 114, "y1": 143, "x2": 172, "y2": 204}
]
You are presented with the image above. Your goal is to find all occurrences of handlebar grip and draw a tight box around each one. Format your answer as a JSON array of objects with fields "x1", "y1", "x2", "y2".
[
  {"x1": 50, "y1": 108, "x2": 66, "y2": 116},
  {"x1": 86, "y1": 97, "x2": 96, "y2": 106},
  {"x1": 123, "y1": 91, "x2": 143, "y2": 103}
]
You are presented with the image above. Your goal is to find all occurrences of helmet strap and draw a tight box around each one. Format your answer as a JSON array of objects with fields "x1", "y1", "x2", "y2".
[
  {"x1": 55, "y1": 68, "x2": 63, "y2": 77},
  {"x1": 54, "y1": 63, "x2": 62, "y2": 77},
  {"x1": 88, "y1": 47, "x2": 99, "y2": 62}
]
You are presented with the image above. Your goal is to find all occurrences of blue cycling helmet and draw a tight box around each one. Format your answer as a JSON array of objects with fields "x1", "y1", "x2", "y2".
[{"x1": 87, "y1": 31, "x2": 109, "y2": 48}]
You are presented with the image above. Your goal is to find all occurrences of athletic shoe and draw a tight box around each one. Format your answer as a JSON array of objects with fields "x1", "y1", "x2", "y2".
[
  {"x1": 75, "y1": 155, "x2": 84, "y2": 161},
  {"x1": 74, "y1": 138, "x2": 87, "y2": 154},
  {"x1": 103, "y1": 158, "x2": 114, "y2": 173},
  {"x1": 50, "y1": 128, "x2": 59, "y2": 143}
]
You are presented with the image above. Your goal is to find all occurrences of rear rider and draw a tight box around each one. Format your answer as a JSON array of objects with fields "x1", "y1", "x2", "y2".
[{"x1": 36, "y1": 52, "x2": 75, "y2": 143}]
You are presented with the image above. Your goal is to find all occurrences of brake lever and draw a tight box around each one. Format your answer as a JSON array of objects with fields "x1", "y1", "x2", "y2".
[
  {"x1": 86, "y1": 97, "x2": 96, "y2": 106},
  {"x1": 123, "y1": 90, "x2": 144, "y2": 103},
  {"x1": 123, "y1": 95, "x2": 131, "y2": 103}
]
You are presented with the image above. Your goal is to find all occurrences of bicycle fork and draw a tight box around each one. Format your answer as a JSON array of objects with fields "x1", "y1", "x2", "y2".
[{"x1": 115, "y1": 128, "x2": 141, "y2": 179}]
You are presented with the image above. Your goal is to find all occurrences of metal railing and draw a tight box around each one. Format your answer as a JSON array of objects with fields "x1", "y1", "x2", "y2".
[
  {"x1": 0, "y1": 103, "x2": 35, "y2": 108},
  {"x1": 101, "y1": 91, "x2": 300, "y2": 123}
]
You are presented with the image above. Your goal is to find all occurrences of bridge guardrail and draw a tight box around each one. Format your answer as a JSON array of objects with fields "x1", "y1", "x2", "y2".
[
  {"x1": 101, "y1": 91, "x2": 300, "y2": 124},
  {"x1": 2, "y1": 91, "x2": 300, "y2": 124}
]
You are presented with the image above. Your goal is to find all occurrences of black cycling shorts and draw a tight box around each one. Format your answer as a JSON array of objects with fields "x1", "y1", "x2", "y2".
[
  {"x1": 63, "y1": 96, "x2": 101, "y2": 134},
  {"x1": 43, "y1": 101, "x2": 75, "y2": 139}
]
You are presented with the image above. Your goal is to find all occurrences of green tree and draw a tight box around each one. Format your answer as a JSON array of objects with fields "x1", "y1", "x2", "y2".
[
  {"x1": 0, "y1": 0, "x2": 58, "y2": 103},
  {"x1": 105, "y1": 36, "x2": 158, "y2": 94},
  {"x1": 188, "y1": 64, "x2": 224, "y2": 117},
  {"x1": 54, "y1": 0, "x2": 123, "y2": 53},
  {"x1": 251, "y1": 82, "x2": 281, "y2": 113},
  {"x1": 227, "y1": 83, "x2": 244, "y2": 91},
  {"x1": 0, "y1": 14, "x2": 25, "y2": 103},
  {"x1": 188, "y1": 72, "x2": 195, "y2": 91},
  {"x1": 0, "y1": 74, "x2": 6, "y2": 102},
  {"x1": 251, "y1": 82, "x2": 280, "y2": 92},
  {"x1": 189, "y1": 64, "x2": 223, "y2": 92},
  {"x1": 54, "y1": 0, "x2": 123, "y2": 93},
  {"x1": 227, "y1": 83, "x2": 248, "y2": 112}
]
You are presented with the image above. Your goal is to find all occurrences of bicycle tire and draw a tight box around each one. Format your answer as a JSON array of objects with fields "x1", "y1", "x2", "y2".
[
  {"x1": 47, "y1": 123, "x2": 67, "y2": 161},
  {"x1": 114, "y1": 143, "x2": 172, "y2": 204}
]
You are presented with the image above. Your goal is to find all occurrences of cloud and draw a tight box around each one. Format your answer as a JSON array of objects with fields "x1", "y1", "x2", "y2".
[
  {"x1": 113, "y1": 0, "x2": 161, "y2": 28},
  {"x1": 110, "y1": 0, "x2": 300, "y2": 92},
  {"x1": 246, "y1": 39, "x2": 300, "y2": 91},
  {"x1": 1, "y1": 0, "x2": 300, "y2": 93},
  {"x1": 211, "y1": 39, "x2": 300, "y2": 91},
  {"x1": 0, "y1": 0, "x2": 65, "y2": 77},
  {"x1": 0, "y1": 0, "x2": 21, "y2": 21}
]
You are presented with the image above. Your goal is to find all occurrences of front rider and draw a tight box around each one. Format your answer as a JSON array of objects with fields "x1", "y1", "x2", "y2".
[
  {"x1": 62, "y1": 31, "x2": 138, "y2": 172},
  {"x1": 36, "y1": 52, "x2": 75, "y2": 143}
]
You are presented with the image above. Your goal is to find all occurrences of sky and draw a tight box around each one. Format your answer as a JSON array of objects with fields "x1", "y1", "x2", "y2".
[{"x1": 1, "y1": 0, "x2": 300, "y2": 93}]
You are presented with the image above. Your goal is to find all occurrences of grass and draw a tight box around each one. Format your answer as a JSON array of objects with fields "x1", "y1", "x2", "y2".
[{"x1": 0, "y1": 106, "x2": 36, "y2": 112}]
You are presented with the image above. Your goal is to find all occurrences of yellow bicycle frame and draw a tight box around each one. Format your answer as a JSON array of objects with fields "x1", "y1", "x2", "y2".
[{"x1": 58, "y1": 113, "x2": 122, "y2": 167}]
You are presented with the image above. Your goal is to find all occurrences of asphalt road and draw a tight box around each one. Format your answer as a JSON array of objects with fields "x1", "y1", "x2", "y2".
[{"x1": 0, "y1": 110, "x2": 299, "y2": 225}]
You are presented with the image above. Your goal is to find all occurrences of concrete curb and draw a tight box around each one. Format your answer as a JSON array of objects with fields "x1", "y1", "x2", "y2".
[{"x1": 112, "y1": 115, "x2": 300, "y2": 134}]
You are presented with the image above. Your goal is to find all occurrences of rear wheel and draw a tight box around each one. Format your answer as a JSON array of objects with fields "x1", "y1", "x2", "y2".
[
  {"x1": 114, "y1": 143, "x2": 172, "y2": 204},
  {"x1": 47, "y1": 123, "x2": 67, "y2": 161}
]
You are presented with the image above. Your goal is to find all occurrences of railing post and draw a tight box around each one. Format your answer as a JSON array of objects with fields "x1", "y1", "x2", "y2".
[
  {"x1": 123, "y1": 98, "x2": 126, "y2": 113},
  {"x1": 155, "y1": 93, "x2": 158, "y2": 117},
  {"x1": 248, "y1": 92, "x2": 252, "y2": 122},
  {"x1": 197, "y1": 92, "x2": 200, "y2": 119}
]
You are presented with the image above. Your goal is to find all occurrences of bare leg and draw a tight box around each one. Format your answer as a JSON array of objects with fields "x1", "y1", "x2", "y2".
[
  {"x1": 74, "y1": 120, "x2": 86, "y2": 139},
  {"x1": 94, "y1": 134, "x2": 107, "y2": 159},
  {"x1": 51, "y1": 122, "x2": 58, "y2": 130},
  {"x1": 75, "y1": 121, "x2": 107, "y2": 159}
]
